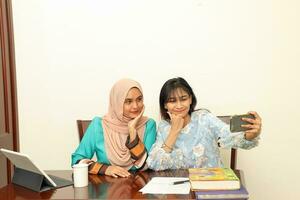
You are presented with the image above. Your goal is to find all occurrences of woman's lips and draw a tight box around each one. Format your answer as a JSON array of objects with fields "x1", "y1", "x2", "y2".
[{"x1": 173, "y1": 109, "x2": 186, "y2": 113}]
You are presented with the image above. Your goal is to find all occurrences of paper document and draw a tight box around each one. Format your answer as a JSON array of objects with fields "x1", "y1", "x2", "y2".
[{"x1": 139, "y1": 177, "x2": 190, "y2": 194}]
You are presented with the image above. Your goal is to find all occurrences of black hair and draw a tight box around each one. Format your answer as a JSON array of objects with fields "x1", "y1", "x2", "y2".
[{"x1": 159, "y1": 77, "x2": 197, "y2": 121}]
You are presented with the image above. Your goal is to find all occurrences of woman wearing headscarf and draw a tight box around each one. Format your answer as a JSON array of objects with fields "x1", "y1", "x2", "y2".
[{"x1": 71, "y1": 79, "x2": 156, "y2": 178}]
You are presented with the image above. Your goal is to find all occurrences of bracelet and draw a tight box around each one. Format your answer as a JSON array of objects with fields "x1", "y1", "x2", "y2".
[{"x1": 162, "y1": 142, "x2": 173, "y2": 151}]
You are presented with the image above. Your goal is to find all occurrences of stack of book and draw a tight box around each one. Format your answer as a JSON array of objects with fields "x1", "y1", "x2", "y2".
[{"x1": 188, "y1": 168, "x2": 249, "y2": 199}]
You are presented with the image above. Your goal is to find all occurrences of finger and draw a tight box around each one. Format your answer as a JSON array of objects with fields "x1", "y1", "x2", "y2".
[
  {"x1": 135, "y1": 106, "x2": 145, "y2": 120},
  {"x1": 167, "y1": 112, "x2": 173, "y2": 120},
  {"x1": 111, "y1": 173, "x2": 118, "y2": 178},
  {"x1": 108, "y1": 169, "x2": 118, "y2": 178},
  {"x1": 140, "y1": 105, "x2": 145, "y2": 116},
  {"x1": 119, "y1": 172, "x2": 130, "y2": 178},
  {"x1": 244, "y1": 132, "x2": 260, "y2": 139},
  {"x1": 245, "y1": 129, "x2": 260, "y2": 134},
  {"x1": 241, "y1": 124, "x2": 252, "y2": 129},
  {"x1": 115, "y1": 167, "x2": 131, "y2": 176},
  {"x1": 122, "y1": 170, "x2": 131, "y2": 176},
  {"x1": 87, "y1": 161, "x2": 94, "y2": 166},
  {"x1": 115, "y1": 170, "x2": 130, "y2": 178},
  {"x1": 114, "y1": 172, "x2": 125, "y2": 178},
  {"x1": 132, "y1": 106, "x2": 145, "y2": 125},
  {"x1": 242, "y1": 117, "x2": 255, "y2": 124},
  {"x1": 115, "y1": 168, "x2": 129, "y2": 176},
  {"x1": 244, "y1": 132, "x2": 258, "y2": 140},
  {"x1": 248, "y1": 111, "x2": 261, "y2": 120},
  {"x1": 252, "y1": 120, "x2": 261, "y2": 127},
  {"x1": 87, "y1": 160, "x2": 94, "y2": 164},
  {"x1": 241, "y1": 124, "x2": 260, "y2": 129},
  {"x1": 118, "y1": 168, "x2": 131, "y2": 176},
  {"x1": 247, "y1": 112, "x2": 261, "y2": 125},
  {"x1": 81, "y1": 159, "x2": 93, "y2": 164},
  {"x1": 252, "y1": 118, "x2": 261, "y2": 125}
]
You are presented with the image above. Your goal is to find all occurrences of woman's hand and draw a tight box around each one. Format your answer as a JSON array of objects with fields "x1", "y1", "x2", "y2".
[
  {"x1": 79, "y1": 159, "x2": 94, "y2": 165},
  {"x1": 161, "y1": 112, "x2": 184, "y2": 153},
  {"x1": 128, "y1": 106, "x2": 145, "y2": 142},
  {"x1": 105, "y1": 166, "x2": 131, "y2": 178},
  {"x1": 128, "y1": 106, "x2": 145, "y2": 130},
  {"x1": 168, "y1": 112, "x2": 184, "y2": 134},
  {"x1": 241, "y1": 111, "x2": 262, "y2": 140}
]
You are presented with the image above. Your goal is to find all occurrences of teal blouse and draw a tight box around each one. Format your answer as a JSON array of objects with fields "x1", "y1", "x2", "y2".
[{"x1": 71, "y1": 117, "x2": 157, "y2": 170}]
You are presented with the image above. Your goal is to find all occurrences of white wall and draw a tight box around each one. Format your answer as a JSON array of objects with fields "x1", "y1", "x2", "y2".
[{"x1": 12, "y1": 0, "x2": 300, "y2": 199}]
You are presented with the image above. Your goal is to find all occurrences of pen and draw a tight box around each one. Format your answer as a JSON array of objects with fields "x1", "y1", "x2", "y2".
[{"x1": 173, "y1": 180, "x2": 189, "y2": 185}]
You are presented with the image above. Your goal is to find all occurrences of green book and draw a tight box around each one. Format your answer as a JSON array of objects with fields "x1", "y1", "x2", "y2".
[{"x1": 188, "y1": 168, "x2": 240, "y2": 191}]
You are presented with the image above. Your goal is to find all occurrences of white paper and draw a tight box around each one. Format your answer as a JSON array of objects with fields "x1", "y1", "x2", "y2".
[{"x1": 139, "y1": 177, "x2": 190, "y2": 194}]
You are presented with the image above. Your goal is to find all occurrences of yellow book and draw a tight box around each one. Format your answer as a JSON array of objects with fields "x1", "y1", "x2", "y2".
[{"x1": 188, "y1": 168, "x2": 240, "y2": 191}]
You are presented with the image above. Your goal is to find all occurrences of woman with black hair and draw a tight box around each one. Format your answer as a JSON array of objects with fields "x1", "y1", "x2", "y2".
[{"x1": 147, "y1": 77, "x2": 262, "y2": 171}]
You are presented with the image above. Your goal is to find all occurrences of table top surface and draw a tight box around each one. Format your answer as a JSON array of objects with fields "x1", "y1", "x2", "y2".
[{"x1": 0, "y1": 169, "x2": 244, "y2": 200}]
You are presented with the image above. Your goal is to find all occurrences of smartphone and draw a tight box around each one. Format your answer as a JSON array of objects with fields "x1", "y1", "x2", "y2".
[{"x1": 230, "y1": 114, "x2": 255, "y2": 132}]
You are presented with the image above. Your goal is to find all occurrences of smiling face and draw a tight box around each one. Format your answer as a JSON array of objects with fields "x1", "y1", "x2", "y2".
[
  {"x1": 164, "y1": 88, "x2": 192, "y2": 118},
  {"x1": 123, "y1": 87, "x2": 144, "y2": 119}
]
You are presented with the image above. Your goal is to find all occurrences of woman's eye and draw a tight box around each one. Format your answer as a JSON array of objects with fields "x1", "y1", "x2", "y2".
[{"x1": 137, "y1": 97, "x2": 143, "y2": 102}]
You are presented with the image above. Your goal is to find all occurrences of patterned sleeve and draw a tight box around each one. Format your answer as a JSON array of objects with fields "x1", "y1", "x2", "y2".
[
  {"x1": 146, "y1": 121, "x2": 186, "y2": 171},
  {"x1": 204, "y1": 112, "x2": 259, "y2": 150},
  {"x1": 127, "y1": 119, "x2": 157, "y2": 170}
]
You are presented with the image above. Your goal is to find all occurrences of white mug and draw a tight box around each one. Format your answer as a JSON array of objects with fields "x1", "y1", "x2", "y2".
[{"x1": 72, "y1": 163, "x2": 88, "y2": 187}]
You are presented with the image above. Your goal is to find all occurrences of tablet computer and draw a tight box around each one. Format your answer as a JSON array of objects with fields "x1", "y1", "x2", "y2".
[{"x1": 0, "y1": 148, "x2": 73, "y2": 192}]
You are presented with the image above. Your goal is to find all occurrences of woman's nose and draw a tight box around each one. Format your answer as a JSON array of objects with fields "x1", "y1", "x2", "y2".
[
  {"x1": 132, "y1": 101, "x2": 138, "y2": 108},
  {"x1": 175, "y1": 100, "x2": 182, "y2": 107}
]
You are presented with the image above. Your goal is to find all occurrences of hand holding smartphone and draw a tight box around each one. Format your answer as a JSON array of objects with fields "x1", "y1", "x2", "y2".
[{"x1": 230, "y1": 114, "x2": 255, "y2": 132}]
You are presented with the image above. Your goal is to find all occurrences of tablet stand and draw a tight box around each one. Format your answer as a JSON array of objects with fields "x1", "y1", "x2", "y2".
[{"x1": 12, "y1": 167, "x2": 53, "y2": 192}]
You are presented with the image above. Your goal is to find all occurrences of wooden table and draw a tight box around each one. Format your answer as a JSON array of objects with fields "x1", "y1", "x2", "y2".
[{"x1": 0, "y1": 169, "x2": 245, "y2": 199}]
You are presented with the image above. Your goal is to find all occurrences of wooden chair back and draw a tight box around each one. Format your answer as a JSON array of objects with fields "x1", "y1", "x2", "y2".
[
  {"x1": 76, "y1": 120, "x2": 92, "y2": 141},
  {"x1": 217, "y1": 116, "x2": 237, "y2": 170}
]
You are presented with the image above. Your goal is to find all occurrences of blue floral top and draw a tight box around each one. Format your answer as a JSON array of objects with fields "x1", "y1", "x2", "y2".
[{"x1": 147, "y1": 110, "x2": 259, "y2": 171}]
